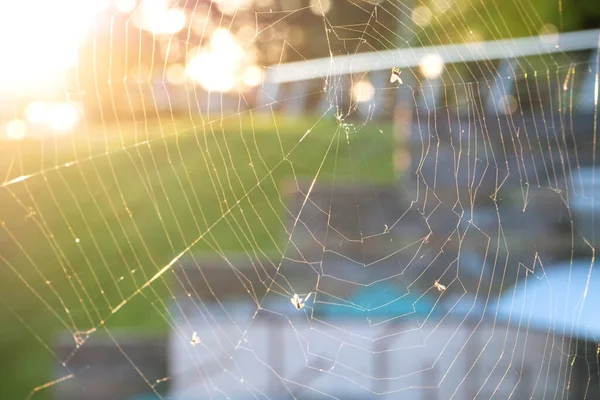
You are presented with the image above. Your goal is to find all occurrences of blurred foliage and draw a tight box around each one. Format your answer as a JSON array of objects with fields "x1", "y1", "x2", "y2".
[
  {"x1": 418, "y1": 0, "x2": 600, "y2": 45},
  {"x1": 0, "y1": 115, "x2": 395, "y2": 399}
]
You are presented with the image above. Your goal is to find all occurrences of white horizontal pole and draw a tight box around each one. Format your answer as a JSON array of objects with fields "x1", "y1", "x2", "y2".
[{"x1": 266, "y1": 29, "x2": 600, "y2": 84}]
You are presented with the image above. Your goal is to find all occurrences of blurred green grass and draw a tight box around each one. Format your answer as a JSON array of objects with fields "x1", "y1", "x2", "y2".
[{"x1": 0, "y1": 113, "x2": 394, "y2": 399}]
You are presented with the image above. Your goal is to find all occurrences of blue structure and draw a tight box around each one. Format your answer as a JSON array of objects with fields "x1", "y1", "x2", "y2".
[
  {"x1": 317, "y1": 282, "x2": 436, "y2": 320},
  {"x1": 496, "y1": 260, "x2": 600, "y2": 341}
]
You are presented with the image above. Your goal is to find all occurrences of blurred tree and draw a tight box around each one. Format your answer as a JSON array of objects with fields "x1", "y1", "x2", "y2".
[
  {"x1": 259, "y1": 0, "x2": 600, "y2": 63},
  {"x1": 417, "y1": 0, "x2": 600, "y2": 46}
]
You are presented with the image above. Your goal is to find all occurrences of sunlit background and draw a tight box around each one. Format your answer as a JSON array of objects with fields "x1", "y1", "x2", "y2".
[
  {"x1": 0, "y1": 0, "x2": 109, "y2": 138},
  {"x1": 0, "y1": 0, "x2": 268, "y2": 140},
  {"x1": 2, "y1": 0, "x2": 600, "y2": 399}
]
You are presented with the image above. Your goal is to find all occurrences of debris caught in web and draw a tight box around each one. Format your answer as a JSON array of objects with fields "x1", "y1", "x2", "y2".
[{"x1": 24, "y1": 207, "x2": 36, "y2": 220}]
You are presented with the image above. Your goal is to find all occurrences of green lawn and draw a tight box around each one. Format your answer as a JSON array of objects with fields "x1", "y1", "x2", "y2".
[{"x1": 0, "y1": 112, "x2": 395, "y2": 399}]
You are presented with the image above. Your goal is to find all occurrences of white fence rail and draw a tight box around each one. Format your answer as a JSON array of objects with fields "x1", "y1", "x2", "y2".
[
  {"x1": 266, "y1": 29, "x2": 600, "y2": 83},
  {"x1": 258, "y1": 29, "x2": 600, "y2": 116}
]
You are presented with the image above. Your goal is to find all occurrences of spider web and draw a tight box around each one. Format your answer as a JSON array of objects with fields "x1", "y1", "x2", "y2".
[{"x1": 0, "y1": 0, "x2": 599, "y2": 399}]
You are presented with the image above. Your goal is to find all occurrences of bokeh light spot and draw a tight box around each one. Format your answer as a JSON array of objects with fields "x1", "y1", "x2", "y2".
[
  {"x1": 420, "y1": 54, "x2": 445, "y2": 79},
  {"x1": 412, "y1": 6, "x2": 433, "y2": 27},
  {"x1": 352, "y1": 80, "x2": 375, "y2": 103},
  {"x1": 6, "y1": 119, "x2": 27, "y2": 140}
]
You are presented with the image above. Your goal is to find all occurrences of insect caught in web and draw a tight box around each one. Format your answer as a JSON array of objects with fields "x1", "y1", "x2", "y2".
[
  {"x1": 290, "y1": 293, "x2": 312, "y2": 310},
  {"x1": 190, "y1": 331, "x2": 200, "y2": 346},
  {"x1": 390, "y1": 67, "x2": 402, "y2": 84},
  {"x1": 434, "y1": 280, "x2": 446, "y2": 292}
]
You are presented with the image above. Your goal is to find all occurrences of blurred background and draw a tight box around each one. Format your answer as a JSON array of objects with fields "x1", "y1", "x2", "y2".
[{"x1": 1, "y1": 0, "x2": 600, "y2": 399}]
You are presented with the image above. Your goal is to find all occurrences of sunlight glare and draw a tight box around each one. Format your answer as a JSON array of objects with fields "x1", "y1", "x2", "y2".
[
  {"x1": 210, "y1": 29, "x2": 245, "y2": 62},
  {"x1": 186, "y1": 29, "x2": 246, "y2": 92},
  {"x1": 134, "y1": 1, "x2": 187, "y2": 34},
  {"x1": 6, "y1": 119, "x2": 27, "y2": 141},
  {"x1": 24, "y1": 101, "x2": 80, "y2": 132},
  {"x1": 48, "y1": 103, "x2": 80, "y2": 133},
  {"x1": 242, "y1": 65, "x2": 264, "y2": 87},
  {"x1": 0, "y1": 0, "x2": 107, "y2": 92},
  {"x1": 420, "y1": 54, "x2": 445, "y2": 79},
  {"x1": 115, "y1": 0, "x2": 138, "y2": 14},
  {"x1": 25, "y1": 101, "x2": 49, "y2": 124},
  {"x1": 187, "y1": 53, "x2": 236, "y2": 92}
]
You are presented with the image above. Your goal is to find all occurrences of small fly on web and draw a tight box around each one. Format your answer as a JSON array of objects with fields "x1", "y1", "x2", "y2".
[
  {"x1": 434, "y1": 280, "x2": 446, "y2": 292},
  {"x1": 390, "y1": 67, "x2": 402, "y2": 84},
  {"x1": 291, "y1": 293, "x2": 312, "y2": 310}
]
